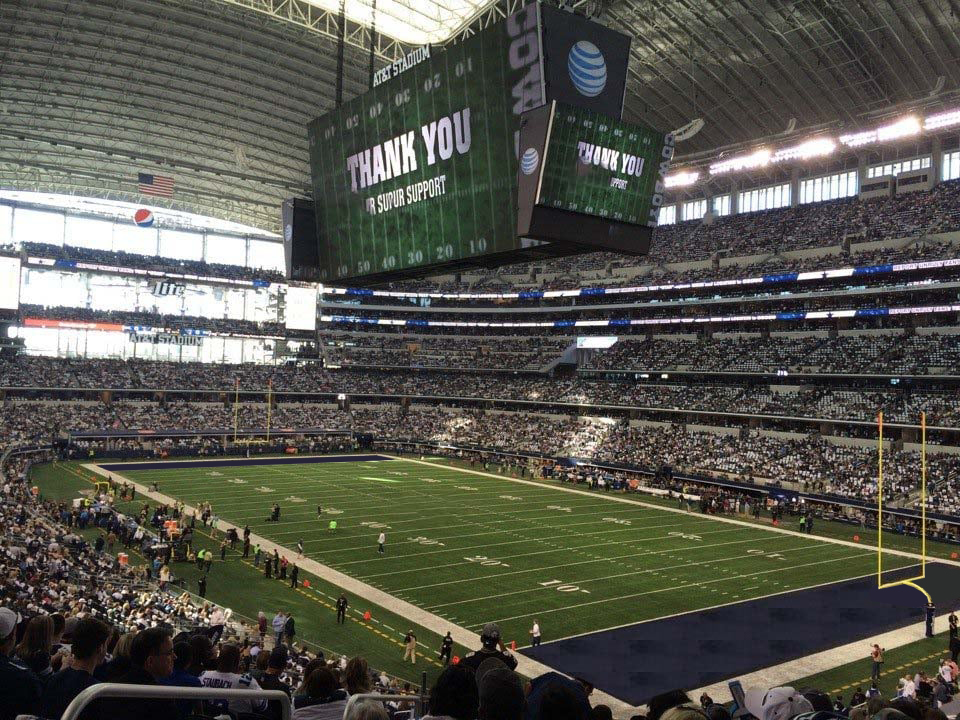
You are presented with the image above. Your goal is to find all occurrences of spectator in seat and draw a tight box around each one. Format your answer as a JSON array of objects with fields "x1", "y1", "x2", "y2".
[
  {"x1": 478, "y1": 666, "x2": 525, "y2": 720},
  {"x1": 345, "y1": 656, "x2": 372, "y2": 696},
  {"x1": 0, "y1": 606, "x2": 42, "y2": 720},
  {"x1": 160, "y1": 641, "x2": 203, "y2": 720},
  {"x1": 422, "y1": 664, "x2": 479, "y2": 720},
  {"x1": 291, "y1": 666, "x2": 348, "y2": 720},
  {"x1": 15, "y1": 614, "x2": 56, "y2": 685},
  {"x1": 259, "y1": 648, "x2": 293, "y2": 720},
  {"x1": 103, "y1": 626, "x2": 178, "y2": 720},
  {"x1": 96, "y1": 630, "x2": 136, "y2": 681},
  {"x1": 41, "y1": 617, "x2": 111, "y2": 720},
  {"x1": 199, "y1": 642, "x2": 268, "y2": 716},
  {"x1": 347, "y1": 700, "x2": 390, "y2": 720}
]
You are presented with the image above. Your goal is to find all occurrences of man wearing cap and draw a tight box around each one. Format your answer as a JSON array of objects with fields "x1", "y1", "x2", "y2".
[
  {"x1": 459, "y1": 623, "x2": 518, "y2": 672},
  {"x1": 0, "y1": 607, "x2": 42, "y2": 720}
]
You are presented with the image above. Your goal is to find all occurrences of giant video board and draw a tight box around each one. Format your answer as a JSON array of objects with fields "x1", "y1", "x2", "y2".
[{"x1": 306, "y1": 4, "x2": 633, "y2": 283}]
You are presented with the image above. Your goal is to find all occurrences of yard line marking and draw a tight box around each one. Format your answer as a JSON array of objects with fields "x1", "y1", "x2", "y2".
[
  {"x1": 391, "y1": 455, "x2": 960, "y2": 568},
  {"x1": 460, "y1": 550, "x2": 877, "y2": 625},
  {"x1": 329, "y1": 521, "x2": 752, "y2": 564},
  {"x1": 420, "y1": 542, "x2": 855, "y2": 606},
  {"x1": 258, "y1": 502, "x2": 675, "y2": 536},
  {"x1": 357, "y1": 532, "x2": 808, "y2": 582}
]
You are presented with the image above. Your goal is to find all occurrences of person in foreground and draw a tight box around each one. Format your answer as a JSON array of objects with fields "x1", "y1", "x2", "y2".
[{"x1": 0, "y1": 606, "x2": 42, "y2": 720}]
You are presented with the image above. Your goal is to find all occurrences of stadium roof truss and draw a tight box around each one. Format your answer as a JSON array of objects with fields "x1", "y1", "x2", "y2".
[{"x1": 0, "y1": 0, "x2": 958, "y2": 235}]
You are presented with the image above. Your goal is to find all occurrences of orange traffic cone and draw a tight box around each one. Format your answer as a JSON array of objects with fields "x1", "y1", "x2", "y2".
[
  {"x1": 303, "y1": 579, "x2": 310, "y2": 588},
  {"x1": 363, "y1": 611, "x2": 372, "y2": 621}
]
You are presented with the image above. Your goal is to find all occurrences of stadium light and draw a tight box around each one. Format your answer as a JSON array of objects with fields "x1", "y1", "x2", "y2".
[
  {"x1": 709, "y1": 149, "x2": 771, "y2": 175},
  {"x1": 664, "y1": 171, "x2": 700, "y2": 188},
  {"x1": 924, "y1": 109, "x2": 960, "y2": 131},
  {"x1": 772, "y1": 137, "x2": 836, "y2": 162},
  {"x1": 839, "y1": 116, "x2": 921, "y2": 148}
]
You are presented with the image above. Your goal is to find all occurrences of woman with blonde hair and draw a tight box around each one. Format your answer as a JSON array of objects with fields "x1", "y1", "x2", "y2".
[{"x1": 97, "y1": 630, "x2": 137, "y2": 681}]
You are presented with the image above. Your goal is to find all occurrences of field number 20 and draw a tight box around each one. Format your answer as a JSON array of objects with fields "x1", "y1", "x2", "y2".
[{"x1": 464, "y1": 555, "x2": 510, "y2": 567}]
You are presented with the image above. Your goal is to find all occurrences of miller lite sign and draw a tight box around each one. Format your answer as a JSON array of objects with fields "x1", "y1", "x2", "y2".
[{"x1": 151, "y1": 280, "x2": 186, "y2": 297}]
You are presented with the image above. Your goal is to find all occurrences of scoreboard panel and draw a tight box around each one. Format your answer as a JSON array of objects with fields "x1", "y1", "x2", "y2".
[
  {"x1": 307, "y1": 4, "x2": 545, "y2": 283},
  {"x1": 537, "y1": 103, "x2": 672, "y2": 227}
]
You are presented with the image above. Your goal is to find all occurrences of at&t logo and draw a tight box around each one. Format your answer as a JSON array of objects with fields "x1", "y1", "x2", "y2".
[
  {"x1": 568, "y1": 40, "x2": 607, "y2": 97},
  {"x1": 520, "y1": 147, "x2": 540, "y2": 175}
]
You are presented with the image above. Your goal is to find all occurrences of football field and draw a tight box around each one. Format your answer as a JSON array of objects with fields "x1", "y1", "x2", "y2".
[{"x1": 110, "y1": 456, "x2": 918, "y2": 649}]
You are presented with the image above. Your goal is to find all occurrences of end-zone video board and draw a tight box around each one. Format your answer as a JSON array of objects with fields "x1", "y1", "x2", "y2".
[{"x1": 516, "y1": 101, "x2": 673, "y2": 253}]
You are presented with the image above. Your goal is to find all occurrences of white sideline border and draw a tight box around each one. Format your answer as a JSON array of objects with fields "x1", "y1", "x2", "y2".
[
  {"x1": 83, "y1": 454, "x2": 960, "y2": 716},
  {"x1": 80, "y1": 460, "x2": 635, "y2": 718}
]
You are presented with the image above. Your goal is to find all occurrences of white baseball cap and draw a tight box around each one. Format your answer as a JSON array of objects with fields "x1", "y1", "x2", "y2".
[
  {"x1": 0, "y1": 607, "x2": 22, "y2": 640},
  {"x1": 744, "y1": 686, "x2": 813, "y2": 720}
]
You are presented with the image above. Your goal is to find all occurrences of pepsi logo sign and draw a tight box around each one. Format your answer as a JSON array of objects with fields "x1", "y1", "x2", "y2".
[
  {"x1": 568, "y1": 41, "x2": 607, "y2": 98},
  {"x1": 134, "y1": 208, "x2": 154, "y2": 227}
]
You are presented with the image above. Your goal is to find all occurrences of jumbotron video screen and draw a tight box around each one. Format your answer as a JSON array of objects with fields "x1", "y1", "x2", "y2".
[
  {"x1": 306, "y1": 6, "x2": 543, "y2": 282},
  {"x1": 536, "y1": 103, "x2": 671, "y2": 227}
]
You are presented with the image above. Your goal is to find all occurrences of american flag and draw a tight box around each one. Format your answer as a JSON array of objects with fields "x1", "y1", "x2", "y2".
[{"x1": 137, "y1": 172, "x2": 175, "y2": 198}]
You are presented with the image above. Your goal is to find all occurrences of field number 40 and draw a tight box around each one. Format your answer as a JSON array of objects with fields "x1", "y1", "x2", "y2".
[{"x1": 539, "y1": 579, "x2": 590, "y2": 594}]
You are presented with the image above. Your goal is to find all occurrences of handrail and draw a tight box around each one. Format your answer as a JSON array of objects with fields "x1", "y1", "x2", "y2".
[
  {"x1": 342, "y1": 692, "x2": 425, "y2": 719},
  {"x1": 60, "y1": 683, "x2": 292, "y2": 720}
]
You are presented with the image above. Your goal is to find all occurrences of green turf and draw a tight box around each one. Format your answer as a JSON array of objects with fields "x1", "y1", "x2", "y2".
[
  {"x1": 31, "y1": 461, "x2": 466, "y2": 688},
  {"x1": 98, "y1": 455, "x2": 920, "y2": 649}
]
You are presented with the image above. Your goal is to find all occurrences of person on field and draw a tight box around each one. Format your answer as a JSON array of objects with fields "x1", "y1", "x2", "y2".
[{"x1": 402, "y1": 631, "x2": 416, "y2": 664}]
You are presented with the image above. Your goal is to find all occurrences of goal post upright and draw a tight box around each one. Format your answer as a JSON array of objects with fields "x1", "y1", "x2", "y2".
[
  {"x1": 877, "y1": 410, "x2": 928, "y2": 590},
  {"x1": 234, "y1": 377, "x2": 240, "y2": 444}
]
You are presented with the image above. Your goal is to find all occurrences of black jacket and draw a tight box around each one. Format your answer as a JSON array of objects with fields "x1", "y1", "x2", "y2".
[{"x1": 0, "y1": 652, "x2": 42, "y2": 720}]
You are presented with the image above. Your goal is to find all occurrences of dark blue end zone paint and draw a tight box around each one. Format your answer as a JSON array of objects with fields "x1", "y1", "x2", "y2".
[
  {"x1": 97, "y1": 454, "x2": 393, "y2": 471},
  {"x1": 522, "y1": 562, "x2": 960, "y2": 707}
]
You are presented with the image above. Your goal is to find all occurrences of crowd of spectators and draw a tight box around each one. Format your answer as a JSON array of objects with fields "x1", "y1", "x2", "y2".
[
  {"x1": 19, "y1": 304, "x2": 286, "y2": 339},
  {"x1": 2, "y1": 394, "x2": 959, "y2": 516},
  {"x1": 0, "y1": 450, "x2": 424, "y2": 720},
  {"x1": 21, "y1": 242, "x2": 285, "y2": 284},
  {"x1": 348, "y1": 240, "x2": 958, "y2": 309},
  {"x1": 2, "y1": 352, "x2": 960, "y2": 428},
  {"x1": 585, "y1": 333, "x2": 960, "y2": 375}
]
